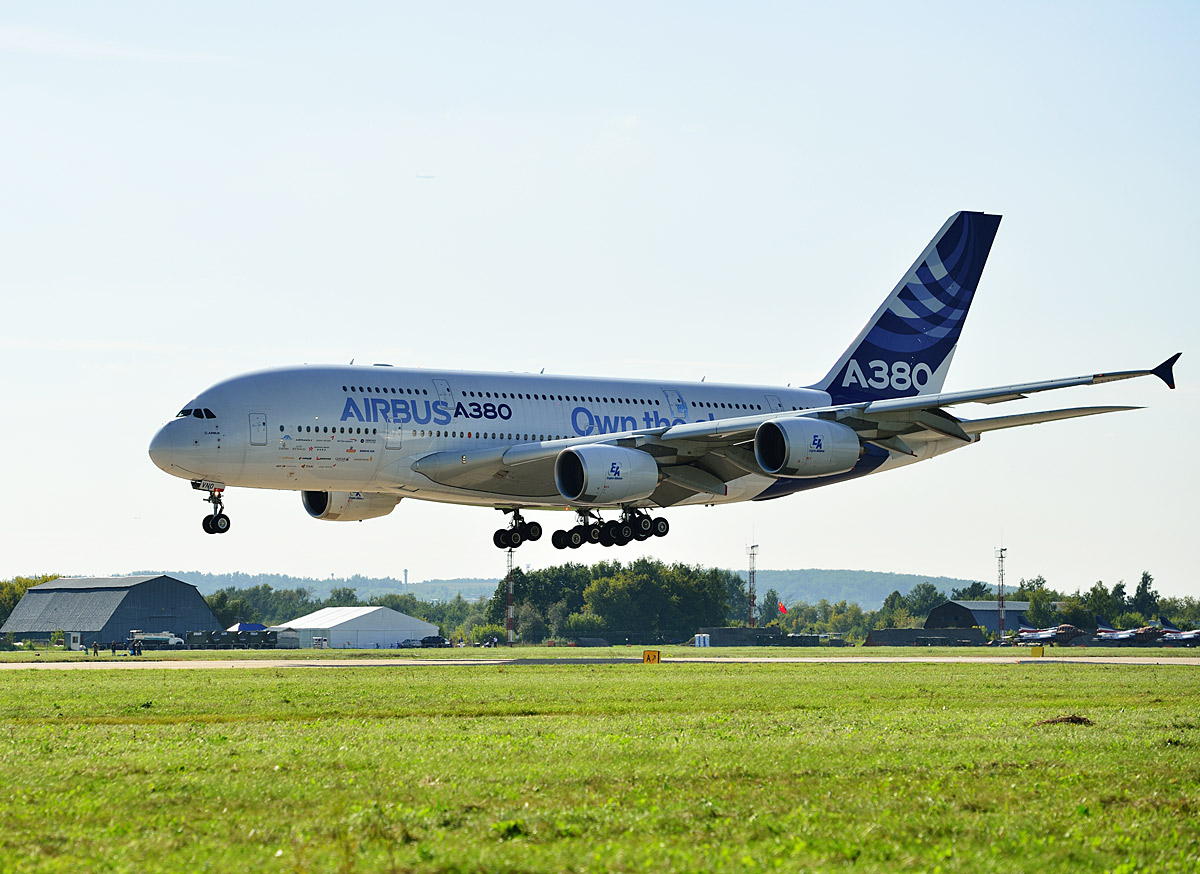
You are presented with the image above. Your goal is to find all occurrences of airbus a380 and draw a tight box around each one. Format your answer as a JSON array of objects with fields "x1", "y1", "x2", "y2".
[{"x1": 149, "y1": 212, "x2": 1179, "y2": 550}]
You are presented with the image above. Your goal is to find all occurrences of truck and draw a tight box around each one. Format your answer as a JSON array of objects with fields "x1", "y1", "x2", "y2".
[{"x1": 128, "y1": 630, "x2": 186, "y2": 649}]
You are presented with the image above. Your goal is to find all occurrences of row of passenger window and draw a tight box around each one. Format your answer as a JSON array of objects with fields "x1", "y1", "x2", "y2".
[
  {"x1": 283, "y1": 425, "x2": 378, "y2": 435},
  {"x1": 339, "y1": 383, "x2": 770, "y2": 411}
]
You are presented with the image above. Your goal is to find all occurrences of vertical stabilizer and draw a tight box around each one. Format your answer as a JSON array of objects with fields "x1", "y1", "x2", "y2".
[{"x1": 815, "y1": 211, "x2": 1002, "y2": 404}]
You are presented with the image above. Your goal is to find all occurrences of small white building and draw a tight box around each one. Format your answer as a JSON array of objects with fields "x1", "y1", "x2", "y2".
[{"x1": 273, "y1": 606, "x2": 438, "y2": 649}]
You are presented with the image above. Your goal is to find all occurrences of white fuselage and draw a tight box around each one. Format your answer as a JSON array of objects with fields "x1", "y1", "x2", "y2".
[{"x1": 148, "y1": 364, "x2": 941, "y2": 510}]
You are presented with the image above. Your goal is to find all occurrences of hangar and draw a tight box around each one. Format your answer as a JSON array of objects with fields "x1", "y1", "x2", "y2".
[
  {"x1": 1, "y1": 575, "x2": 221, "y2": 647},
  {"x1": 275, "y1": 606, "x2": 438, "y2": 648},
  {"x1": 924, "y1": 600, "x2": 1031, "y2": 635}
]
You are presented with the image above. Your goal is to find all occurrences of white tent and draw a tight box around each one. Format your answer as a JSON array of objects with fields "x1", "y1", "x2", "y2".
[{"x1": 273, "y1": 606, "x2": 438, "y2": 649}]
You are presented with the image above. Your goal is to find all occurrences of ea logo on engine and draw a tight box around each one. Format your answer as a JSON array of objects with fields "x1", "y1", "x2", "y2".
[
  {"x1": 810, "y1": 434, "x2": 824, "y2": 452},
  {"x1": 608, "y1": 462, "x2": 622, "y2": 480}
]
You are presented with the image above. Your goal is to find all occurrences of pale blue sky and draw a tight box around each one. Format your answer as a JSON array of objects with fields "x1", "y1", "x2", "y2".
[{"x1": 1, "y1": 3, "x2": 1195, "y2": 597}]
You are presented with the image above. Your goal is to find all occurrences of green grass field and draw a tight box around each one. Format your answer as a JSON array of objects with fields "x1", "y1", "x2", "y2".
[{"x1": 1, "y1": 659, "x2": 1197, "y2": 873}]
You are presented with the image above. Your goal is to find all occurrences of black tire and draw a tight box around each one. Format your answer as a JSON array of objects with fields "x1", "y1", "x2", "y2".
[
  {"x1": 599, "y1": 530, "x2": 614, "y2": 547},
  {"x1": 616, "y1": 522, "x2": 634, "y2": 543},
  {"x1": 652, "y1": 517, "x2": 670, "y2": 537},
  {"x1": 493, "y1": 529, "x2": 509, "y2": 549},
  {"x1": 632, "y1": 515, "x2": 653, "y2": 535},
  {"x1": 212, "y1": 514, "x2": 231, "y2": 534},
  {"x1": 526, "y1": 521, "x2": 543, "y2": 541},
  {"x1": 586, "y1": 524, "x2": 603, "y2": 544},
  {"x1": 603, "y1": 520, "x2": 622, "y2": 541},
  {"x1": 508, "y1": 527, "x2": 524, "y2": 548},
  {"x1": 551, "y1": 530, "x2": 568, "y2": 549},
  {"x1": 202, "y1": 515, "x2": 215, "y2": 534},
  {"x1": 567, "y1": 527, "x2": 584, "y2": 549},
  {"x1": 634, "y1": 528, "x2": 653, "y2": 541}
]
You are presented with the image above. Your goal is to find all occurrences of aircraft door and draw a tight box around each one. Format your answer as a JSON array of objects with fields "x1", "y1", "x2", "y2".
[
  {"x1": 432, "y1": 378, "x2": 453, "y2": 404},
  {"x1": 662, "y1": 389, "x2": 688, "y2": 420},
  {"x1": 764, "y1": 394, "x2": 784, "y2": 412},
  {"x1": 249, "y1": 413, "x2": 267, "y2": 446},
  {"x1": 385, "y1": 421, "x2": 403, "y2": 450}
]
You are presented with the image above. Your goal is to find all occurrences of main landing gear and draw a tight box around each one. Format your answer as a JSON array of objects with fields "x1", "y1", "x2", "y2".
[
  {"x1": 493, "y1": 509, "x2": 543, "y2": 550},
  {"x1": 550, "y1": 510, "x2": 669, "y2": 550},
  {"x1": 200, "y1": 486, "x2": 231, "y2": 535}
]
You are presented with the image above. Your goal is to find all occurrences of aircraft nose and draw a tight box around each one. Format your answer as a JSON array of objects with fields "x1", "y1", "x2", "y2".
[{"x1": 149, "y1": 422, "x2": 195, "y2": 476}]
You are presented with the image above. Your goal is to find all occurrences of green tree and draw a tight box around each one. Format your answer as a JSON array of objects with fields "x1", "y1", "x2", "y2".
[
  {"x1": 563, "y1": 612, "x2": 606, "y2": 639},
  {"x1": 324, "y1": 586, "x2": 361, "y2": 607},
  {"x1": 1131, "y1": 571, "x2": 1159, "y2": 619},
  {"x1": 951, "y1": 581, "x2": 993, "y2": 600},
  {"x1": 757, "y1": 587, "x2": 783, "y2": 627},
  {"x1": 1025, "y1": 587, "x2": 1056, "y2": 627},
  {"x1": 905, "y1": 583, "x2": 948, "y2": 618},
  {"x1": 516, "y1": 603, "x2": 548, "y2": 643},
  {"x1": 205, "y1": 592, "x2": 261, "y2": 628}
]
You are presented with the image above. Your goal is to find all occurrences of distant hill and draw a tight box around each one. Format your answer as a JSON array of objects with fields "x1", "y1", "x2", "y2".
[
  {"x1": 129, "y1": 571, "x2": 498, "y2": 602},
  {"x1": 130, "y1": 568, "x2": 987, "y2": 610},
  {"x1": 747, "y1": 569, "x2": 990, "y2": 610}
]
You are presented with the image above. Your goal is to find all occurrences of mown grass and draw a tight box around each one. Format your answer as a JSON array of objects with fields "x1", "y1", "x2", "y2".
[{"x1": 0, "y1": 661, "x2": 1197, "y2": 873}]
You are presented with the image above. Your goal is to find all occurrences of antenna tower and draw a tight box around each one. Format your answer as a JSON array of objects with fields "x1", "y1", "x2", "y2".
[
  {"x1": 747, "y1": 544, "x2": 759, "y2": 628},
  {"x1": 995, "y1": 547, "x2": 1007, "y2": 640},
  {"x1": 505, "y1": 548, "x2": 515, "y2": 646}
]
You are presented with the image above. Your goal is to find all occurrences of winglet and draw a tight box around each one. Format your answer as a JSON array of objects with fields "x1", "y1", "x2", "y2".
[{"x1": 1152, "y1": 353, "x2": 1181, "y2": 389}]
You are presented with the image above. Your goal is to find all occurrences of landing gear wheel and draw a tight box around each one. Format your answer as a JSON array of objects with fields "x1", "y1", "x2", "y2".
[
  {"x1": 493, "y1": 529, "x2": 510, "y2": 549},
  {"x1": 525, "y1": 521, "x2": 543, "y2": 541},
  {"x1": 567, "y1": 526, "x2": 585, "y2": 549},
  {"x1": 631, "y1": 515, "x2": 653, "y2": 536},
  {"x1": 652, "y1": 517, "x2": 670, "y2": 537},
  {"x1": 202, "y1": 515, "x2": 215, "y2": 534},
  {"x1": 211, "y1": 513, "x2": 231, "y2": 534},
  {"x1": 587, "y1": 523, "x2": 603, "y2": 544},
  {"x1": 551, "y1": 530, "x2": 568, "y2": 549},
  {"x1": 614, "y1": 521, "x2": 634, "y2": 545},
  {"x1": 508, "y1": 527, "x2": 524, "y2": 548}
]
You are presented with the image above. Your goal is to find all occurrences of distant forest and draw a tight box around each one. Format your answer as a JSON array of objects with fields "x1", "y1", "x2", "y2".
[{"x1": 131, "y1": 568, "x2": 988, "y2": 610}]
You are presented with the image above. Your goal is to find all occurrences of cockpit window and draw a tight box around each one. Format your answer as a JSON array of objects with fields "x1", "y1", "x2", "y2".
[
  {"x1": 176, "y1": 409, "x2": 192, "y2": 418},
  {"x1": 192, "y1": 409, "x2": 204, "y2": 418},
  {"x1": 203, "y1": 409, "x2": 216, "y2": 419}
]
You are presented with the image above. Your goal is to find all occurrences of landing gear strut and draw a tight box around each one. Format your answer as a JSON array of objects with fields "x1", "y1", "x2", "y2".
[
  {"x1": 493, "y1": 509, "x2": 542, "y2": 550},
  {"x1": 200, "y1": 486, "x2": 231, "y2": 535},
  {"x1": 550, "y1": 509, "x2": 668, "y2": 550}
]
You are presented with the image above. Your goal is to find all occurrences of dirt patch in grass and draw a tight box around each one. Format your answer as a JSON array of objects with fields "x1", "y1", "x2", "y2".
[{"x1": 1037, "y1": 714, "x2": 1094, "y2": 725}]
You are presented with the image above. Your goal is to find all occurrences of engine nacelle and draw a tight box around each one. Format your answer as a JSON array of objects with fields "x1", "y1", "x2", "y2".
[
  {"x1": 555, "y1": 445, "x2": 660, "y2": 504},
  {"x1": 302, "y1": 491, "x2": 401, "y2": 522},
  {"x1": 754, "y1": 418, "x2": 861, "y2": 478}
]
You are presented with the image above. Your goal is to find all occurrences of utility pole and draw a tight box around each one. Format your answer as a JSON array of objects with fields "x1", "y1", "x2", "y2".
[{"x1": 747, "y1": 544, "x2": 759, "y2": 628}]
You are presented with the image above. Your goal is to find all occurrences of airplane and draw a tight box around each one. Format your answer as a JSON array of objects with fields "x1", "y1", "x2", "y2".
[
  {"x1": 1016, "y1": 616, "x2": 1083, "y2": 647},
  {"x1": 1094, "y1": 616, "x2": 1140, "y2": 642},
  {"x1": 148, "y1": 211, "x2": 1180, "y2": 550},
  {"x1": 1159, "y1": 619, "x2": 1199, "y2": 644}
]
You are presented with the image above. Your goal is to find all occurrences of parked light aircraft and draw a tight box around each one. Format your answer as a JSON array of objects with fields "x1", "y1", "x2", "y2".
[
  {"x1": 149, "y1": 212, "x2": 1179, "y2": 550},
  {"x1": 1016, "y1": 616, "x2": 1083, "y2": 646},
  {"x1": 1095, "y1": 616, "x2": 1141, "y2": 642},
  {"x1": 1159, "y1": 619, "x2": 1199, "y2": 643}
]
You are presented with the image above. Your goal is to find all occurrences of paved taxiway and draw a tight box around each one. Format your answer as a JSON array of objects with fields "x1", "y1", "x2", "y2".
[{"x1": 2, "y1": 654, "x2": 1198, "y2": 670}]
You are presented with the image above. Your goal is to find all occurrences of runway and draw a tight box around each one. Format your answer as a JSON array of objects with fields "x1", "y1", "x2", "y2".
[{"x1": 2, "y1": 654, "x2": 1199, "y2": 670}]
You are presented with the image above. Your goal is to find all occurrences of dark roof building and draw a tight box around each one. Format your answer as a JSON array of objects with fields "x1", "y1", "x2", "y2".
[
  {"x1": 1, "y1": 576, "x2": 220, "y2": 645},
  {"x1": 864, "y1": 627, "x2": 989, "y2": 647},
  {"x1": 924, "y1": 600, "x2": 1031, "y2": 635}
]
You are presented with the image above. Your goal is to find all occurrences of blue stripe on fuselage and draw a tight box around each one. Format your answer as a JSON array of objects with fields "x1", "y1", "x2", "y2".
[{"x1": 751, "y1": 443, "x2": 891, "y2": 500}]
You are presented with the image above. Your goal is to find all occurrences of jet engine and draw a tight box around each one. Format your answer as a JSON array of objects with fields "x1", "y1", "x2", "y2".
[
  {"x1": 554, "y1": 445, "x2": 660, "y2": 504},
  {"x1": 754, "y1": 418, "x2": 861, "y2": 478},
  {"x1": 302, "y1": 490, "x2": 401, "y2": 521}
]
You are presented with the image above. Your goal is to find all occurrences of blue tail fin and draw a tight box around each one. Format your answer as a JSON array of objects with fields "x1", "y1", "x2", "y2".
[
  {"x1": 1161, "y1": 617, "x2": 1182, "y2": 633},
  {"x1": 1096, "y1": 615, "x2": 1116, "y2": 633},
  {"x1": 816, "y1": 211, "x2": 1002, "y2": 403}
]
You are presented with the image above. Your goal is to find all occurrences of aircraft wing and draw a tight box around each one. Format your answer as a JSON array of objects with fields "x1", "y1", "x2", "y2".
[{"x1": 400, "y1": 354, "x2": 1179, "y2": 502}]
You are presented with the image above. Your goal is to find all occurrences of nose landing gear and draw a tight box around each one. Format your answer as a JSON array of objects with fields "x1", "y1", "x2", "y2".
[
  {"x1": 493, "y1": 509, "x2": 542, "y2": 550},
  {"x1": 199, "y1": 486, "x2": 231, "y2": 535}
]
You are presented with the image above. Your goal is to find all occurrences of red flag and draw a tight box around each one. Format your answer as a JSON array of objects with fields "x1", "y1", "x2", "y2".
[{"x1": 778, "y1": 602, "x2": 787, "y2": 614}]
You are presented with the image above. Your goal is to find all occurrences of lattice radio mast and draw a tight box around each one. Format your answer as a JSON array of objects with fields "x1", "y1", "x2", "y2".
[
  {"x1": 505, "y1": 548, "x2": 515, "y2": 646},
  {"x1": 995, "y1": 547, "x2": 1007, "y2": 640},
  {"x1": 747, "y1": 544, "x2": 759, "y2": 628}
]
